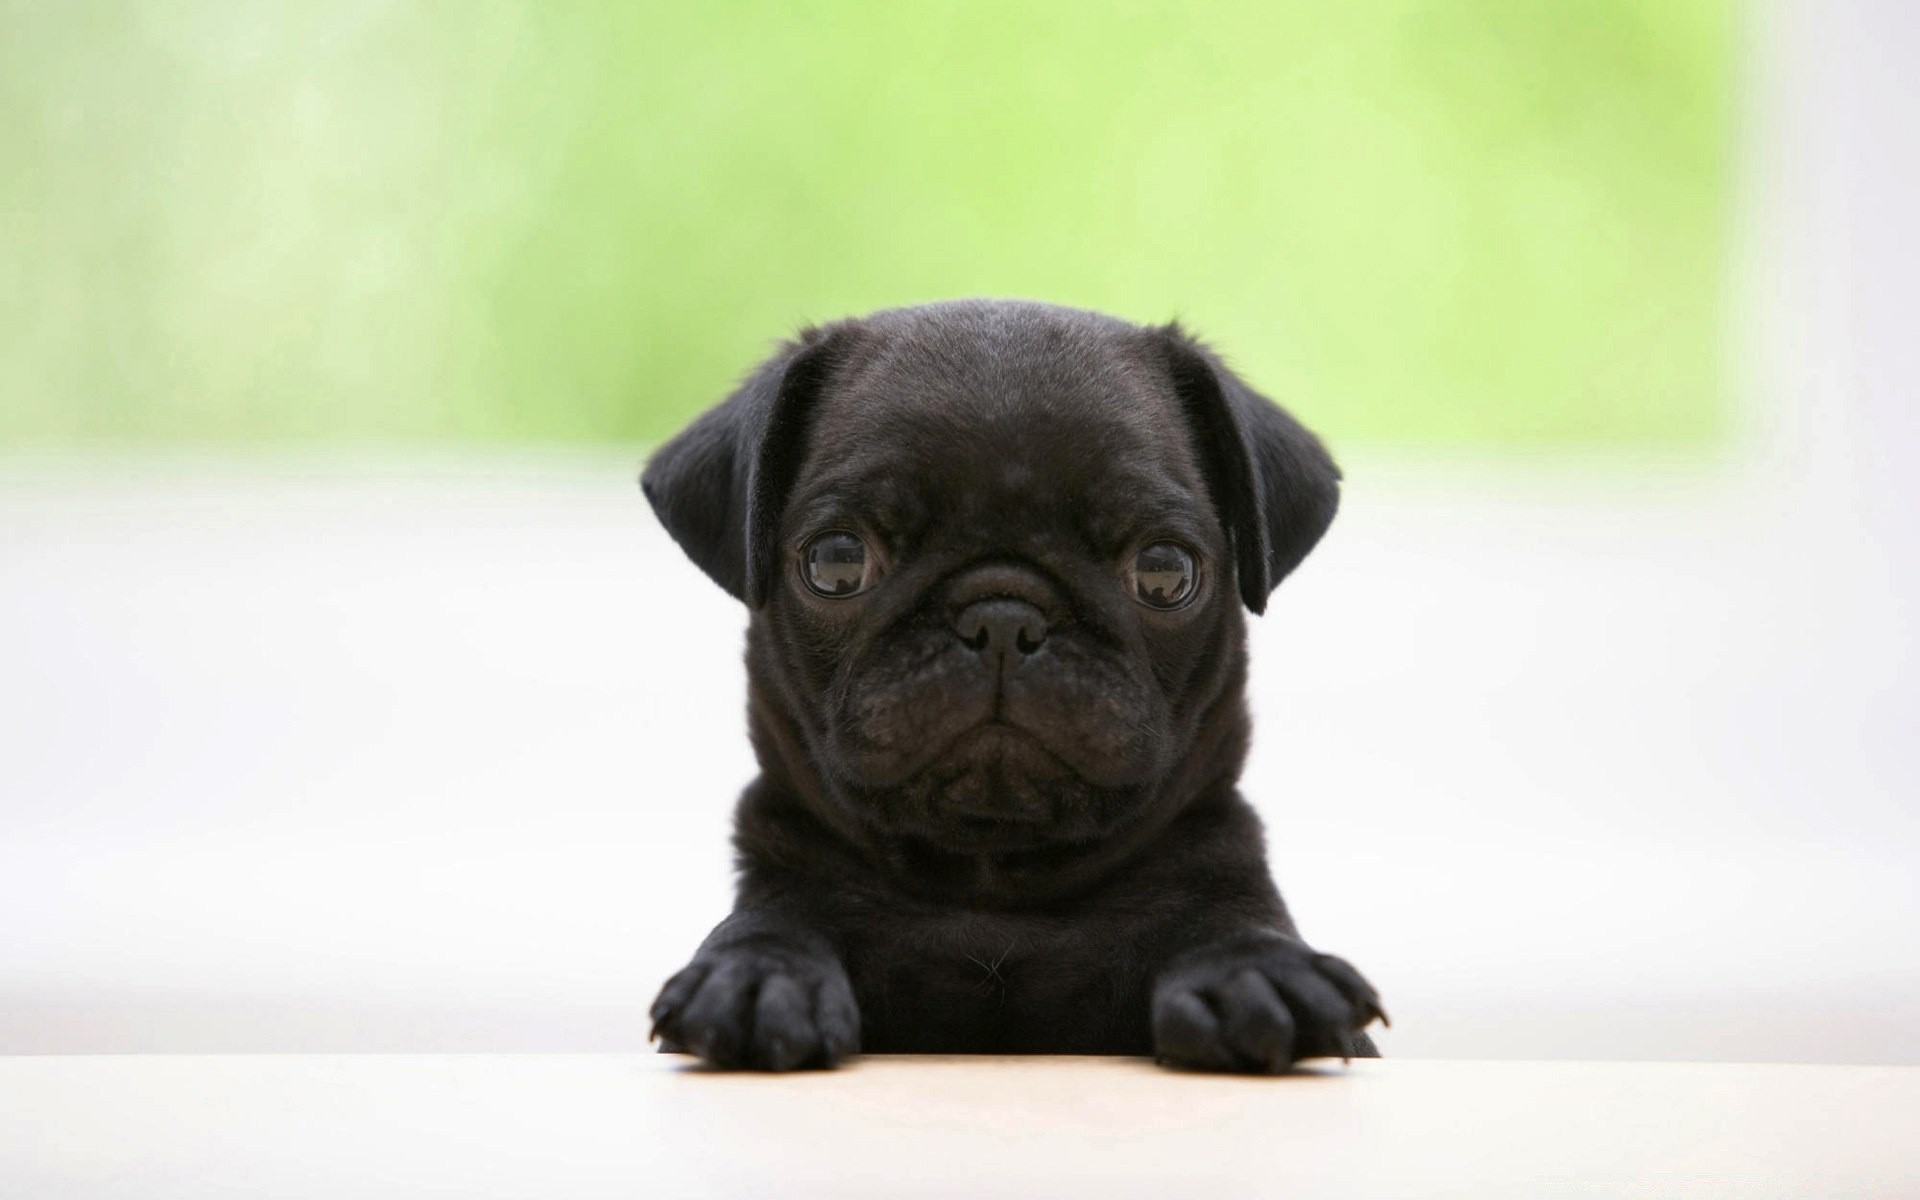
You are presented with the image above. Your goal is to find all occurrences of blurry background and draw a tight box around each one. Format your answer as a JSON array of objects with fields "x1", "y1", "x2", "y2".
[
  {"x1": 4, "y1": 0, "x2": 1734, "y2": 448},
  {"x1": 2, "y1": 1, "x2": 1914, "y2": 1062}
]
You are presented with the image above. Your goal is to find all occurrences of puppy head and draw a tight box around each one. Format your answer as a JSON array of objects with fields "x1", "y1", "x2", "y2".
[{"x1": 644, "y1": 300, "x2": 1338, "y2": 866}]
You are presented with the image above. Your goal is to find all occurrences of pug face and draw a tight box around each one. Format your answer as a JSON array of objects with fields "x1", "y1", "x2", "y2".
[
  {"x1": 643, "y1": 300, "x2": 1339, "y2": 884},
  {"x1": 763, "y1": 316, "x2": 1242, "y2": 855}
]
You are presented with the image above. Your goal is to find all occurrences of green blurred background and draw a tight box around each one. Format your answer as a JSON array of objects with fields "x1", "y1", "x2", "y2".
[{"x1": 0, "y1": 0, "x2": 1736, "y2": 449}]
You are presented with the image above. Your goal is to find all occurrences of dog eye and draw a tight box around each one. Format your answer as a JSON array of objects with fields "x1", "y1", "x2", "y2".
[
  {"x1": 1131, "y1": 541, "x2": 1197, "y2": 609},
  {"x1": 802, "y1": 531, "x2": 875, "y2": 597}
]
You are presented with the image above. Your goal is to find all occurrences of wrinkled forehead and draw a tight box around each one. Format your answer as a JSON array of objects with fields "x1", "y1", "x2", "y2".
[{"x1": 790, "y1": 321, "x2": 1214, "y2": 549}]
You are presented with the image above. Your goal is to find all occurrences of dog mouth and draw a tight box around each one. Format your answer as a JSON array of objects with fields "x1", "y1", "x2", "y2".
[
  {"x1": 834, "y1": 710, "x2": 1149, "y2": 854},
  {"x1": 925, "y1": 722, "x2": 1073, "y2": 819},
  {"x1": 866, "y1": 720, "x2": 1114, "y2": 852}
]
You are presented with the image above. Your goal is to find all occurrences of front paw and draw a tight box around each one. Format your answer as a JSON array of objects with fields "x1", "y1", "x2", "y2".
[
  {"x1": 1151, "y1": 933, "x2": 1387, "y2": 1073},
  {"x1": 649, "y1": 940, "x2": 861, "y2": 1071}
]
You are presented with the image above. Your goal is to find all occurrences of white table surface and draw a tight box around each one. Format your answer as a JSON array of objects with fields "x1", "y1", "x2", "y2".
[{"x1": 4, "y1": 1054, "x2": 1914, "y2": 1198}]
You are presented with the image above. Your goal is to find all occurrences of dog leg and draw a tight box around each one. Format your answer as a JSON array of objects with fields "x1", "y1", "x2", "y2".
[
  {"x1": 1149, "y1": 930, "x2": 1386, "y2": 1073},
  {"x1": 649, "y1": 913, "x2": 860, "y2": 1071}
]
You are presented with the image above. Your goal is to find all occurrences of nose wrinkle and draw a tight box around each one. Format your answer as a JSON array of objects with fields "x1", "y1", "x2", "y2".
[{"x1": 943, "y1": 561, "x2": 1063, "y2": 620}]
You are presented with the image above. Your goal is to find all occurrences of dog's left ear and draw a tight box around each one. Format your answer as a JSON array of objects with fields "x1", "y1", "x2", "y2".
[
  {"x1": 641, "y1": 324, "x2": 853, "y2": 606},
  {"x1": 1155, "y1": 324, "x2": 1342, "y2": 614}
]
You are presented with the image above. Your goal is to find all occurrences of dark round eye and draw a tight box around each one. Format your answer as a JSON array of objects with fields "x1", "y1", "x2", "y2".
[
  {"x1": 802, "y1": 531, "x2": 875, "y2": 597},
  {"x1": 1131, "y1": 541, "x2": 1197, "y2": 609}
]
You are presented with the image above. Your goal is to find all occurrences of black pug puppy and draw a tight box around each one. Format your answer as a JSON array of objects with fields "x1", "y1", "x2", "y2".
[{"x1": 642, "y1": 299, "x2": 1385, "y2": 1073}]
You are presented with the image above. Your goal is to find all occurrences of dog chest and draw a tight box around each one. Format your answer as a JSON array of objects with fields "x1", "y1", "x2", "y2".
[{"x1": 840, "y1": 911, "x2": 1155, "y2": 1055}]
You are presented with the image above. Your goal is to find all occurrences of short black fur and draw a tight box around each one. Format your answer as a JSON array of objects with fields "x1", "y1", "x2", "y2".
[{"x1": 642, "y1": 299, "x2": 1383, "y2": 1072}]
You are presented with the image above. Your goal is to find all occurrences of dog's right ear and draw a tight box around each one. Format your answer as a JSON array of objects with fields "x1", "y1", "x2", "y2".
[{"x1": 641, "y1": 325, "x2": 851, "y2": 606}]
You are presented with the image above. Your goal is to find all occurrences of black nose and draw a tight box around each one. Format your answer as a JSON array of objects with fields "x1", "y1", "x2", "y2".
[{"x1": 954, "y1": 597, "x2": 1048, "y2": 668}]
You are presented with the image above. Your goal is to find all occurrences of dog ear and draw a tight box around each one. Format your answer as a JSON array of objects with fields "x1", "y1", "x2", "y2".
[
  {"x1": 641, "y1": 326, "x2": 850, "y2": 606},
  {"x1": 1157, "y1": 324, "x2": 1341, "y2": 614}
]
